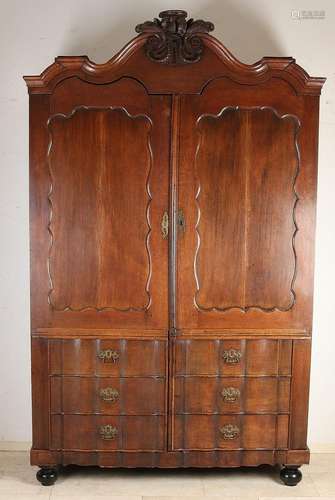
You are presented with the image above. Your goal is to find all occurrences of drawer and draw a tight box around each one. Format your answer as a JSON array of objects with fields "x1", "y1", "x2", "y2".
[
  {"x1": 51, "y1": 415, "x2": 165, "y2": 451},
  {"x1": 174, "y1": 339, "x2": 292, "y2": 376},
  {"x1": 51, "y1": 376, "x2": 165, "y2": 415},
  {"x1": 49, "y1": 338, "x2": 166, "y2": 376},
  {"x1": 174, "y1": 376, "x2": 290, "y2": 414},
  {"x1": 173, "y1": 414, "x2": 288, "y2": 450}
]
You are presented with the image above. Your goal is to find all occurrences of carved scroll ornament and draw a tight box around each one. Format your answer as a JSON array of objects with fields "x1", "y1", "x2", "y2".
[{"x1": 135, "y1": 10, "x2": 214, "y2": 64}]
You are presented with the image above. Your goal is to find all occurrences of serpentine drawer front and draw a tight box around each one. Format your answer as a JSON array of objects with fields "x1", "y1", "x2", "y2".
[{"x1": 26, "y1": 8, "x2": 324, "y2": 486}]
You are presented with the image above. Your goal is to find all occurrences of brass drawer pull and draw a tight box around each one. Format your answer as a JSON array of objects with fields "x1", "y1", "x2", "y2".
[
  {"x1": 100, "y1": 387, "x2": 119, "y2": 403},
  {"x1": 219, "y1": 424, "x2": 240, "y2": 440},
  {"x1": 97, "y1": 349, "x2": 119, "y2": 363},
  {"x1": 222, "y1": 349, "x2": 242, "y2": 364},
  {"x1": 221, "y1": 387, "x2": 240, "y2": 403},
  {"x1": 99, "y1": 425, "x2": 118, "y2": 440}
]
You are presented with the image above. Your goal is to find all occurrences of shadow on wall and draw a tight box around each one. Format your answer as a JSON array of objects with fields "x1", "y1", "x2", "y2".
[{"x1": 58, "y1": 0, "x2": 285, "y2": 64}]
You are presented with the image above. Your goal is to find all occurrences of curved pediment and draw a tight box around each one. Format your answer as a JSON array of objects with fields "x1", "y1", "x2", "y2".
[{"x1": 24, "y1": 10, "x2": 325, "y2": 95}]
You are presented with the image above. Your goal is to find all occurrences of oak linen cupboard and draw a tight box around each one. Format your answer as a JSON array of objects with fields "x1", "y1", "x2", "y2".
[{"x1": 24, "y1": 10, "x2": 325, "y2": 486}]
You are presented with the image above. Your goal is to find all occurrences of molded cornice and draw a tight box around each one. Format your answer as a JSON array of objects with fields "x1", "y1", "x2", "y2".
[{"x1": 23, "y1": 31, "x2": 325, "y2": 96}]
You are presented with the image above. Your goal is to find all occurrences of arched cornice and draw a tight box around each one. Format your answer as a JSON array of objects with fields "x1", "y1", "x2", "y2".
[{"x1": 23, "y1": 16, "x2": 325, "y2": 96}]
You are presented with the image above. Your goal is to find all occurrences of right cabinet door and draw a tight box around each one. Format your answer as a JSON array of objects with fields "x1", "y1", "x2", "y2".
[{"x1": 176, "y1": 79, "x2": 317, "y2": 331}]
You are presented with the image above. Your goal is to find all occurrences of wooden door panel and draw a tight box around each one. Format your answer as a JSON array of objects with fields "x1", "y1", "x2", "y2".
[
  {"x1": 30, "y1": 79, "x2": 170, "y2": 330},
  {"x1": 48, "y1": 108, "x2": 152, "y2": 312},
  {"x1": 195, "y1": 107, "x2": 298, "y2": 311},
  {"x1": 177, "y1": 79, "x2": 314, "y2": 330}
]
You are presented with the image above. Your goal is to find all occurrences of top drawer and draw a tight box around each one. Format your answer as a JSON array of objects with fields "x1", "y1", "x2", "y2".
[
  {"x1": 174, "y1": 339, "x2": 292, "y2": 376},
  {"x1": 49, "y1": 339, "x2": 166, "y2": 377}
]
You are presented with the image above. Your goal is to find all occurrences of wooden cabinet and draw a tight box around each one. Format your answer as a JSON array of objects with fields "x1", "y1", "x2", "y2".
[{"x1": 24, "y1": 10, "x2": 325, "y2": 486}]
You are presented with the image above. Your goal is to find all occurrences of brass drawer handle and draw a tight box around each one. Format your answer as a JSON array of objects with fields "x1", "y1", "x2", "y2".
[
  {"x1": 99, "y1": 425, "x2": 118, "y2": 440},
  {"x1": 100, "y1": 387, "x2": 119, "y2": 403},
  {"x1": 97, "y1": 349, "x2": 119, "y2": 363},
  {"x1": 219, "y1": 424, "x2": 240, "y2": 440},
  {"x1": 161, "y1": 211, "x2": 169, "y2": 239},
  {"x1": 221, "y1": 387, "x2": 240, "y2": 403},
  {"x1": 222, "y1": 349, "x2": 242, "y2": 364}
]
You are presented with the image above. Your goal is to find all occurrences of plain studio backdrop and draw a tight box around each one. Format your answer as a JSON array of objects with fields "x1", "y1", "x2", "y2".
[{"x1": 0, "y1": 0, "x2": 334, "y2": 450}]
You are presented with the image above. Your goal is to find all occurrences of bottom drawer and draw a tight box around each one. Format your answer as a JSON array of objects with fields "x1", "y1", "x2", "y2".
[
  {"x1": 51, "y1": 415, "x2": 165, "y2": 451},
  {"x1": 173, "y1": 415, "x2": 288, "y2": 451}
]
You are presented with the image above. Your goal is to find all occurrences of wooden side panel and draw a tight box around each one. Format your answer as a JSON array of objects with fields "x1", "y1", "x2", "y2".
[
  {"x1": 290, "y1": 339, "x2": 311, "y2": 449},
  {"x1": 31, "y1": 338, "x2": 50, "y2": 450}
]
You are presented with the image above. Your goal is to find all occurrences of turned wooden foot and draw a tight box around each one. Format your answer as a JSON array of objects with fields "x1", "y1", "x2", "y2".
[
  {"x1": 280, "y1": 466, "x2": 302, "y2": 486},
  {"x1": 36, "y1": 467, "x2": 58, "y2": 486}
]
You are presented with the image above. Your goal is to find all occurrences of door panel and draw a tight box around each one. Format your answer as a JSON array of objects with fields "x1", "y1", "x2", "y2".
[
  {"x1": 177, "y1": 80, "x2": 308, "y2": 330},
  {"x1": 31, "y1": 78, "x2": 170, "y2": 330},
  {"x1": 49, "y1": 107, "x2": 153, "y2": 312}
]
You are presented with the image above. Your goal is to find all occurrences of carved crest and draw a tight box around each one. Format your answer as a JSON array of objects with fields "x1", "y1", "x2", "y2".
[{"x1": 135, "y1": 10, "x2": 214, "y2": 64}]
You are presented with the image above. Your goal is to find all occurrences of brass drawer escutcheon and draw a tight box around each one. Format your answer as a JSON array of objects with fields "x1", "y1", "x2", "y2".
[
  {"x1": 99, "y1": 425, "x2": 118, "y2": 440},
  {"x1": 97, "y1": 349, "x2": 120, "y2": 363},
  {"x1": 219, "y1": 424, "x2": 240, "y2": 440},
  {"x1": 221, "y1": 387, "x2": 240, "y2": 403},
  {"x1": 99, "y1": 387, "x2": 119, "y2": 403},
  {"x1": 222, "y1": 349, "x2": 242, "y2": 364}
]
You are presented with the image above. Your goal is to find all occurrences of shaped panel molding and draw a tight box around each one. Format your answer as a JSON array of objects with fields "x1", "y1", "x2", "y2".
[
  {"x1": 194, "y1": 106, "x2": 300, "y2": 313},
  {"x1": 47, "y1": 106, "x2": 153, "y2": 312}
]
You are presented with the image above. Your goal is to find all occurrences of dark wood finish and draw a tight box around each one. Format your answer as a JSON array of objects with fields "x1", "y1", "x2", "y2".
[
  {"x1": 31, "y1": 448, "x2": 309, "y2": 468},
  {"x1": 51, "y1": 415, "x2": 165, "y2": 451},
  {"x1": 25, "y1": 10, "x2": 324, "y2": 483},
  {"x1": 173, "y1": 414, "x2": 288, "y2": 450},
  {"x1": 174, "y1": 376, "x2": 290, "y2": 414},
  {"x1": 51, "y1": 376, "x2": 165, "y2": 415},
  {"x1": 49, "y1": 338, "x2": 166, "y2": 376},
  {"x1": 174, "y1": 339, "x2": 292, "y2": 376}
]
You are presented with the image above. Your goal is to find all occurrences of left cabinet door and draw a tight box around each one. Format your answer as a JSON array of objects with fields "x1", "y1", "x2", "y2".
[{"x1": 30, "y1": 79, "x2": 171, "y2": 330}]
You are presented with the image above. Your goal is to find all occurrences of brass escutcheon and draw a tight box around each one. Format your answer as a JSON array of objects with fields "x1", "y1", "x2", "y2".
[
  {"x1": 219, "y1": 424, "x2": 240, "y2": 440},
  {"x1": 221, "y1": 387, "x2": 240, "y2": 403},
  {"x1": 97, "y1": 349, "x2": 119, "y2": 363},
  {"x1": 99, "y1": 425, "x2": 118, "y2": 440},
  {"x1": 161, "y1": 211, "x2": 169, "y2": 239},
  {"x1": 100, "y1": 387, "x2": 119, "y2": 403},
  {"x1": 222, "y1": 349, "x2": 242, "y2": 364}
]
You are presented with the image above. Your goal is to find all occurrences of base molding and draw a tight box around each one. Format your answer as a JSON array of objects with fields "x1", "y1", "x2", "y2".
[{"x1": 31, "y1": 448, "x2": 310, "y2": 468}]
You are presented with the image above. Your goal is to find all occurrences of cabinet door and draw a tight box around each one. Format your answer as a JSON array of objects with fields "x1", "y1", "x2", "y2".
[
  {"x1": 176, "y1": 80, "x2": 317, "y2": 330},
  {"x1": 30, "y1": 79, "x2": 170, "y2": 330}
]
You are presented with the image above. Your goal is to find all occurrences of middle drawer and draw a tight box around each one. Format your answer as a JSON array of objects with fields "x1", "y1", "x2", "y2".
[
  {"x1": 174, "y1": 376, "x2": 290, "y2": 414},
  {"x1": 51, "y1": 376, "x2": 165, "y2": 415}
]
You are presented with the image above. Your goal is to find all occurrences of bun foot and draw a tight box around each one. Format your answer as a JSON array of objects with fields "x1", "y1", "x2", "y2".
[
  {"x1": 36, "y1": 467, "x2": 58, "y2": 486},
  {"x1": 280, "y1": 466, "x2": 302, "y2": 486}
]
